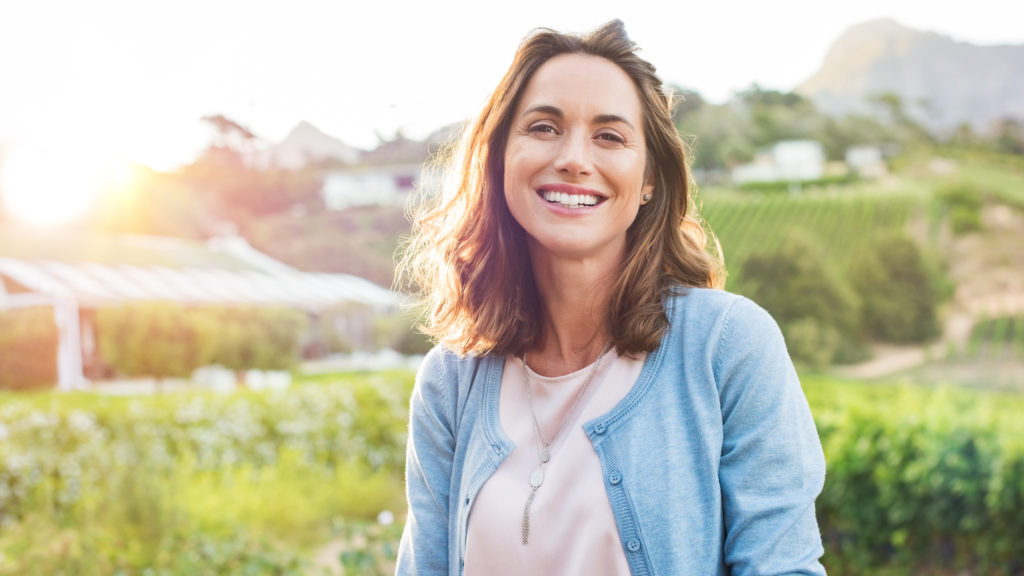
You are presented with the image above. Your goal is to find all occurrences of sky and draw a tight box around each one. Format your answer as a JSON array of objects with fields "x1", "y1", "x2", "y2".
[{"x1": 1, "y1": 0, "x2": 1023, "y2": 174}]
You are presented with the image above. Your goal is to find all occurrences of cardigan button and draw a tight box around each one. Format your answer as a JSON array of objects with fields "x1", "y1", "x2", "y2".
[
  {"x1": 609, "y1": 471, "x2": 622, "y2": 485},
  {"x1": 594, "y1": 422, "x2": 607, "y2": 434},
  {"x1": 626, "y1": 539, "x2": 641, "y2": 552}
]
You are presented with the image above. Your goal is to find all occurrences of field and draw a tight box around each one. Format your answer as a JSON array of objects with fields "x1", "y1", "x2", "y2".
[{"x1": 698, "y1": 183, "x2": 926, "y2": 290}]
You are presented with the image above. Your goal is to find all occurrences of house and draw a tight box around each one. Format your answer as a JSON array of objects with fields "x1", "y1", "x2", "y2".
[
  {"x1": 320, "y1": 126, "x2": 460, "y2": 210},
  {"x1": 845, "y1": 145, "x2": 887, "y2": 178},
  {"x1": 320, "y1": 162, "x2": 427, "y2": 210},
  {"x1": 0, "y1": 232, "x2": 400, "y2": 391},
  {"x1": 731, "y1": 140, "x2": 826, "y2": 184}
]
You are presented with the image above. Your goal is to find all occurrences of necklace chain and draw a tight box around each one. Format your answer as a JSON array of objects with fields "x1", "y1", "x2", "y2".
[{"x1": 520, "y1": 343, "x2": 611, "y2": 545}]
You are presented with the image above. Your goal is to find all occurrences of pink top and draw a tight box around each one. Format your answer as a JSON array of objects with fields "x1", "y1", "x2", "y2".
[{"x1": 464, "y1": 349, "x2": 646, "y2": 575}]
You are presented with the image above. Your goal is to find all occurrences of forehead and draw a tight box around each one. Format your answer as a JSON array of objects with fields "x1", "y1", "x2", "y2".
[{"x1": 516, "y1": 53, "x2": 643, "y2": 121}]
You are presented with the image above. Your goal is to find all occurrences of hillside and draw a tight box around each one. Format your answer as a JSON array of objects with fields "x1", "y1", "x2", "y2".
[{"x1": 796, "y1": 18, "x2": 1024, "y2": 131}]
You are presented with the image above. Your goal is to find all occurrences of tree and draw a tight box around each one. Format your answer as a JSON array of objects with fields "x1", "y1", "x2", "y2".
[
  {"x1": 740, "y1": 231, "x2": 865, "y2": 367},
  {"x1": 993, "y1": 117, "x2": 1024, "y2": 156},
  {"x1": 849, "y1": 235, "x2": 941, "y2": 343}
]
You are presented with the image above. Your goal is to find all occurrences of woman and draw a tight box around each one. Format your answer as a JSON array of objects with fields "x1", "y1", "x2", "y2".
[{"x1": 397, "y1": 20, "x2": 826, "y2": 576}]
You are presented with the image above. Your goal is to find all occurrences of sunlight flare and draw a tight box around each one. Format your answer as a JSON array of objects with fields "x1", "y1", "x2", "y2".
[{"x1": 1, "y1": 145, "x2": 136, "y2": 226}]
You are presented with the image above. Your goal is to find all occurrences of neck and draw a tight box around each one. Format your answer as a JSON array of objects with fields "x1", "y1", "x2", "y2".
[{"x1": 526, "y1": 246, "x2": 621, "y2": 376}]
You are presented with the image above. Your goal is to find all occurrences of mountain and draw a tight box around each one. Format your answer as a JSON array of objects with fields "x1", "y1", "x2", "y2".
[
  {"x1": 796, "y1": 19, "x2": 1024, "y2": 132},
  {"x1": 248, "y1": 121, "x2": 363, "y2": 170}
]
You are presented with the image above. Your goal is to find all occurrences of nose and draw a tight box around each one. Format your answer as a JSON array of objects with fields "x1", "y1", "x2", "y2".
[{"x1": 552, "y1": 130, "x2": 592, "y2": 176}]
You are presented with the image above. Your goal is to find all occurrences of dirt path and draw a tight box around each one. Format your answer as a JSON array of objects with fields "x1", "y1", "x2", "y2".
[{"x1": 835, "y1": 202, "x2": 1024, "y2": 380}]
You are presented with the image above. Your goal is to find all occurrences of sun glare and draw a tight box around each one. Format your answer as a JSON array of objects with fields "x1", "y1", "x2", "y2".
[{"x1": 1, "y1": 146, "x2": 134, "y2": 226}]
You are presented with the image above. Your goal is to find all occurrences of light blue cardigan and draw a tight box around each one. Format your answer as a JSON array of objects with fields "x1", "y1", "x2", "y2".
[{"x1": 396, "y1": 288, "x2": 827, "y2": 575}]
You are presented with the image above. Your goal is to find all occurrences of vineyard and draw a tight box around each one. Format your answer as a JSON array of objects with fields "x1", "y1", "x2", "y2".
[
  {"x1": 697, "y1": 184, "x2": 926, "y2": 291},
  {"x1": 960, "y1": 315, "x2": 1024, "y2": 360}
]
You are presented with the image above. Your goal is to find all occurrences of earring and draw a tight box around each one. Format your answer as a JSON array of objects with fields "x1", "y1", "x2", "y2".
[{"x1": 642, "y1": 193, "x2": 652, "y2": 203}]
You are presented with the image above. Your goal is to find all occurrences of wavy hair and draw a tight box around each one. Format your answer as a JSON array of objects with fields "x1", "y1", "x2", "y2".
[{"x1": 400, "y1": 19, "x2": 723, "y2": 357}]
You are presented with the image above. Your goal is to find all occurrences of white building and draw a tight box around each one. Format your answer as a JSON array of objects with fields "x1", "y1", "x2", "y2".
[
  {"x1": 845, "y1": 145, "x2": 887, "y2": 178},
  {"x1": 320, "y1": 163, "x2": 425, "y2": 210},
  {"x1": 731, "y1": 140, "x2": 826, "y2": 184}
]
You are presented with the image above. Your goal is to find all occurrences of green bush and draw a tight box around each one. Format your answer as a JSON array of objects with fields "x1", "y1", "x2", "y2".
[
  {"x1": 740, "y1": 231, "x2": 866, "y2": 367},
  {"x1": 95, "y1": 303, "x2": 308, "y2": 378},
  {"x1": 849, "y1": 235, "x2": 941, "y2": 343},
  {"x1": 737, "y1": 173, "x2": 859, "y2": 193},
  {"x1": 807, "y1": 378, "x2": 1024, "y2": 574},
  {"x1": 0, "y1": 372, "x2": 413, "y2": 574},
  {"x1": 938, "y1": 183, "x2": 983, "y2": 234},
  {"x1": 0, "y1": 307, "x2": 58, "y2": 390},
  {"x1": 3, "y1": 371, "x2": 1023, "y2": 574}
]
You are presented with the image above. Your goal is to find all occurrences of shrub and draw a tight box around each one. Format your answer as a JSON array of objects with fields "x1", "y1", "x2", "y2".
[
  {"x1": 938, "y1": 183, "x2": 983, "y2": 234},
  {"x1": 807, "y1": 379, "x2": 1024, "y2": 574},
  {"x1": 740, "y1": 231, "x2": 865, "y2": 366},
  {"x1": 95, "y1": 303, "x2": 309, "y2": 379},
  {"x1": 849, "y1": 235, "x2": 941, "y2": 343},
  {"x1": 0, "y1": 372, "x2": 414, "y2": 573},
  {"x1": 0, "y1": 307, "x2": 58, "y2": 390}
]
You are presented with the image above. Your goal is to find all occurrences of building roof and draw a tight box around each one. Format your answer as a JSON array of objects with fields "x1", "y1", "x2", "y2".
[{"x1": 0, "y1": 232, "x2": 399, "y2": 311}]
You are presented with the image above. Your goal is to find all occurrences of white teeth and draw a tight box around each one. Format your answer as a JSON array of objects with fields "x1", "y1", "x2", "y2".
[{"x1": 541, "y1": 190, "x2": 600, "y2": 207}]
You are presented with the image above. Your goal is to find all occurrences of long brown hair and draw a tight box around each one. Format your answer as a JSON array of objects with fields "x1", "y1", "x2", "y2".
[{"x1": 400, "y1": 19, "x2": 723, "y2": 357}]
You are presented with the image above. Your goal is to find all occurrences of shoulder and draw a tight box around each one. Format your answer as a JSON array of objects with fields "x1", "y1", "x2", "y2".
[
  {"x1": 412, "y1": 344, "x2": 494, "y2": 416},
  {"x1": 664, "y1": 287, "x2": 787, "y2": 372},
  {"x1": 666, "y1": 287, "x2": 781, "y2": 339}
]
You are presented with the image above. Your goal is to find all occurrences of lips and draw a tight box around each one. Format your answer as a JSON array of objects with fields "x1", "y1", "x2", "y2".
[{"x1": 536, "y1": 184, "x2": 606, "y2": 209}]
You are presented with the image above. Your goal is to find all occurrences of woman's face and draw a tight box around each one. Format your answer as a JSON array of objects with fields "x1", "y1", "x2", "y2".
[{"x1": 503, "y1": 53, "x2": 652, "y2": 265}]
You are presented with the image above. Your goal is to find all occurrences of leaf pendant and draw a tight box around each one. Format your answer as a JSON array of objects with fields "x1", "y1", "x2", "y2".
[
  {"x1": 522, "y1": 490, "x2": 536, "y2": 545},
  {"x1": 529, "y1": 467, "x2": 544, "y2": 488}
]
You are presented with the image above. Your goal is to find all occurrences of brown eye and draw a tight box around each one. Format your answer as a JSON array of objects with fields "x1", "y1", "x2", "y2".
[{"x1": 597, "y1": 132, "x2": 625, "y2": 144}]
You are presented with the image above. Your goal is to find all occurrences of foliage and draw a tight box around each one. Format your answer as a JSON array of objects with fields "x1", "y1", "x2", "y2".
[
  {"x1": 957, "y1": 315, "x2": 1024, "y2": 361},
  {"x1": 739, "y1": 231, "x2": 865, "y2": 367},
  {"x1": 95, "y1": 303, "x2": 308, "y2": 378},
  {"x1": 806, "y1": 377, "x2": 1024, "y2": 574},
  {"x1": 937, "y1": 182, "x2": 984, "y2": 234},
  {"x1": 88, "y1": 169, "x2": 210, "y2": 238},
  {"x1": 0, "y1": 307, "x2": 57, "y2": 390},
  {"x1": 736, "y1": 173, "x2": 858, "y2": 193},
  {"x1": 848, "y1": 235, "x2": 941, "y2": 343},
  {"x1": 245, "y1": 205, "x2": 409, "y2": 287},
  {"x1": 374, "y1": 310, "x2": 434, "y2": 356},
  {"x1": 699, "y1": 186, "x2": 921, "y2": 292},
  {"x1": 3, "y1": 369, "x2": 1024, "y2": 573},
  {"x1": 0, "y1": 372, "x2": 413, "y2": 574}
]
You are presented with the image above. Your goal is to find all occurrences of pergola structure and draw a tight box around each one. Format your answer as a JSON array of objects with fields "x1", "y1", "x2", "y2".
[{"x1": 0, "y1": 236, "x2": 400, "y2": 391}]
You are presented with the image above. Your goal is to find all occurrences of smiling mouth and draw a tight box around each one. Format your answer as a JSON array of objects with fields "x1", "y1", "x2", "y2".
[{"x1": 539, "y1": 189, "x2": 605, "y2": 208}]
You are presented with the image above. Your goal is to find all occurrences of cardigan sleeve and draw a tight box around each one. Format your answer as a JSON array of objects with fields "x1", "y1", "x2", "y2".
[
  {"x1": 713, "y1": 298, "x2": 827, "y2": 575},
  {"x1": 396, "y1": 346, "x2": 458, "y2": 575}
]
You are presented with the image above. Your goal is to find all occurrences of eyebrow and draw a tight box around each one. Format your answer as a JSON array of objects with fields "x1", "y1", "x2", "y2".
[{"x1": 522, "y1": 104, "x2": 635, "y2": 131}]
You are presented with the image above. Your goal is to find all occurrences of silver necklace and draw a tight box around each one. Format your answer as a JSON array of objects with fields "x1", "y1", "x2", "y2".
[{"x1": 519, "y1": 342, "x2": 611, "y2": 545}]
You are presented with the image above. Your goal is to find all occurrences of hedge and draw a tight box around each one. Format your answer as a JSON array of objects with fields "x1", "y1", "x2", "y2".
[
  {"x1": 0, "y1": 307, "x2": 58, "y2": 390},
  {"x1": 2, "y1": 372, "x2": 1021, "y2": 573},
  {"x1": 95, "y1": 303, "x2": 309, "y2": 379},
  {"x1": 0, "y1": 373, "x2": 413, "y2": 574},
  {"x1": 806, "y1": 377, "x2": 1024, "y2": 574}
]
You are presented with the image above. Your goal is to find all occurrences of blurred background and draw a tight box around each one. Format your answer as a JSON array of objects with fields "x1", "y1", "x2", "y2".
[{"x1": 1, "y1": 1, "x2": 1023, "y2": 574}]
